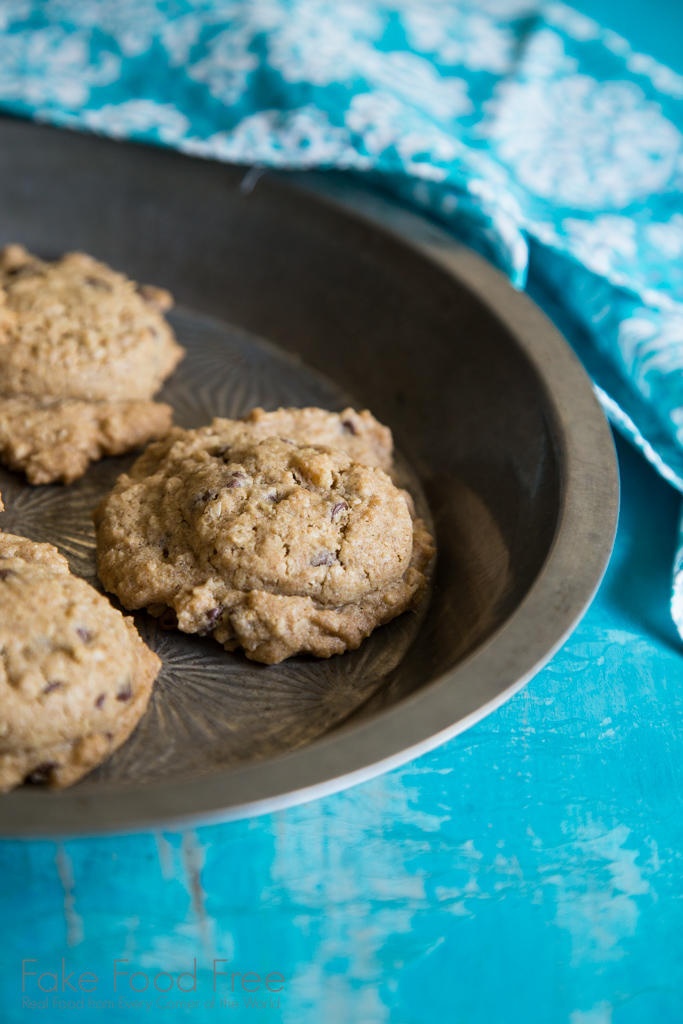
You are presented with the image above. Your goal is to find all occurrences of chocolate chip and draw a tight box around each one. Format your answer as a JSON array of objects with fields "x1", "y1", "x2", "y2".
[
  {"x1": 226, "y1": 473, "x2": 245, "y2": 489},
  {"x1": 198, "y1": 490, "x2": 217, "y2": 503},
  {"x1": 159, "y1": 607, "x2": 178, "y2": 630},
  {"x1": 43, "y1": 681, "x2": 63, "y2": 695},
  {"x1": 116, "y1": 683, "x2": 133, "y2": 702},
  {"x1": 95, "y1": 694, "x2": 106, "y2": 709},
  {"x1": 85, "y1": 276, "x2": 111, "y2": 291},
  {"x1": 341, "y1": 419, "x2": 357, "y2": 435},
  {"x1": 311, "y1": 551, "x2": 336, "y2": 567},
  {"x1": 199, "y1": 605, "x2": 223, "y2": 636},
  {"x1": 137, "y1": 283, "x2": 172, "y2": 311},
  {"x1": 0, "y1": 568, "x2": 14, "y2": 580},
  {"x1": 331, "y1": 500, "x2": 348, "y2": 519},
  {"x1": 162, "y1": 547, "x2": 170, "y2": 559},
  {"x1": 27, "y1": 762, "x2": 57, "y2": 785},
  {"x1": 76, "y1": 627, "x2": 92, "y2": 643}
]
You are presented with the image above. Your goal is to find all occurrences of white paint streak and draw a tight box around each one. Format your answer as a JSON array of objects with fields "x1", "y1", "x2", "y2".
[
  {"x1": 139, "y1": 831, "x2": 235, "y2": 974},
  {"x1": 138, "y1": 921, "x2": 233, "y2": 974},
  {"x1": 645, "y1": 836, "x2": 662, "y2": 875},
  {"x1": 121, "y1": 916, "x2": 139, "y2": 961},
  {"x1": 55, "y1": 845, "x2": 84, "y2": 948},
  {"x1": 154, "y1": 832, "x2": 174, "y2": 881},
  {"x1": 181, "y1": 830, "x2": 213, "y2": 960},
  {"x1": 551, "y1": 823, "x2": 651, "y2": 966},
  {"x1": 570, "y1": 999, "x2": 613, "y2": 1024},
  {"x1": 268, "y1": 772, "x2": 449, "y2": 1022}
]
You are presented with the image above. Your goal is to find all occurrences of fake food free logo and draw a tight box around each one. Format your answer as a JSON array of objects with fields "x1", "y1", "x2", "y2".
[{"x1": 22, "y1": 960, "x2": 285, "y2": 1013}]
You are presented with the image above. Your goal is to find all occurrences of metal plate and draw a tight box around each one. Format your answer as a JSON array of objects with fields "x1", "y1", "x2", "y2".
[{"x1": 0, "y1": 119, "x2": 618, "y2": 836}]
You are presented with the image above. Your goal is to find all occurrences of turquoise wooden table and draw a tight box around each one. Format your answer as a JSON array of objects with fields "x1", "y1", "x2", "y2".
[
  {"x1": 2, "y1": 435, "x2": 683, "y2": 1023},
  {"x1": 4, "y1": 2, "x2": 683, "y2": 1020}
]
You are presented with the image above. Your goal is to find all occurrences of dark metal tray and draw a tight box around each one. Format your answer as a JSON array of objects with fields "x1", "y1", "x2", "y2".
[{"x1": 0, "y1": 118, "x2": 618, "y2": 835}]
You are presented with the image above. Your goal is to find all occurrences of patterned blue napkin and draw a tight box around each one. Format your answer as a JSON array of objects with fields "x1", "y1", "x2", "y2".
[{"x1": 2, "y1": 0, "x2": 683, "y2": 627}]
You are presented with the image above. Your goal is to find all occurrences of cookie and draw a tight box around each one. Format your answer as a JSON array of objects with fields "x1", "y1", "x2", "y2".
[
  {"x1": 0, "y1": 533, "x2": 161, "y2": 792},
  {"x1": 0, "y1": 244, "x2": 184, "y2": 483},
  {"x1": 93, "y1": 433, "x2": 434, "y2": 664},
  {"x1": 0, "y1": 245, "x2": 183, "y2": 401},
  {"x1": 128, "y1": 406, "x2": 394, "y2": 485},
  {"x1": 0, "y1": 395, "x2": 172, "y2": 485},
  {"x1": 235, "y1": 406, "x2": 393, "y2": 471}
]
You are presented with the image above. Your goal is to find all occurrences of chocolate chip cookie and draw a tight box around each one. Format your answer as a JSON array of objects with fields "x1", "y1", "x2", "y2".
[
  {"x1": 234, "y1": 406, "x2": 393, "y2": 471},
  {"x1": 93, "y1": 432, "x2": 434, "y2": 664},
  {"x1": 0, "y1": 532, "x2": 161, "y2": 791},
  {"x1": 128, "y1": 405, "x2": 394, "y2": 483},
  {"x1": 0, "y1": 244, "x2": 185, "y2": 484}
]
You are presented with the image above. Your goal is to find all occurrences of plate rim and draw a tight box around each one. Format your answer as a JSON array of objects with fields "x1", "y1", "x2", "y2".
[{"x1": 0, "y1": 166, "x2": 619, "y2": 837}]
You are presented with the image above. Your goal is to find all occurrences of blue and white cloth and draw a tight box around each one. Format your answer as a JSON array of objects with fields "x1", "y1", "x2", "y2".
[{"x1": 2, "y1": 0, "x2": 683, "y2": 626}]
